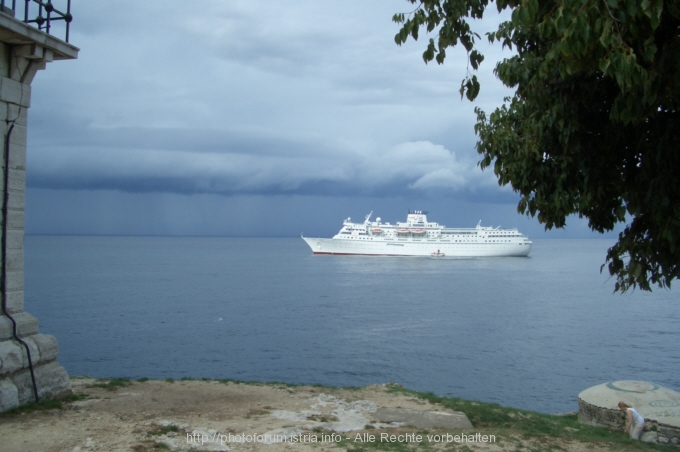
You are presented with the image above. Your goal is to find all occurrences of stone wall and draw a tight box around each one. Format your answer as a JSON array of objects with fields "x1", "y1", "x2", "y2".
[
  {"x1": 0, "y1": 11, "x2": 78, "y2": 412},
  {"x1": 577, "y1": 397, "x2": 625, "y2": 430}
]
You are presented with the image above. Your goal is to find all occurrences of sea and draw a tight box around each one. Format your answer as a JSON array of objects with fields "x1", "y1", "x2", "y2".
[{"x1": 24, "y1": 235, "x2": 679, "y2": 415}]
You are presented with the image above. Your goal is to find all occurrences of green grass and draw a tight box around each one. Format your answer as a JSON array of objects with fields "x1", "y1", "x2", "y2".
[
  {"x1": 0, "y1": 393, "x2": 86, "y2": 417},
  {"x1": 147, "y1": 424, "x2": 180, "y2": 436},
  {"x1": 88, "y1": 377, "x2": 133, "y2": 391}
]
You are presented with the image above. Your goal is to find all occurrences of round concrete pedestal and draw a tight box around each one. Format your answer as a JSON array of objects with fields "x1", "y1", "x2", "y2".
[{"x1": 578, "y1": 380, "x2": 680, "y2": 444}]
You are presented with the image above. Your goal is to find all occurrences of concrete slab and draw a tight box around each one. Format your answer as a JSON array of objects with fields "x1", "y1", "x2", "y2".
[{"x1": 371, "y1": 407, "x2": 473, "y2": 429}]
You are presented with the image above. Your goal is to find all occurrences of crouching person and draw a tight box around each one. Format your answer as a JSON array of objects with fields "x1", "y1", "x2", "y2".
[{"x1": 618, "y1": 401, "x2": 645, "y2": 440}]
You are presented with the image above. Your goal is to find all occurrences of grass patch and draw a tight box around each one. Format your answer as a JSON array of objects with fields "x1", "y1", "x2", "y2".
[
  {"x1": 89, "y1": 378, "x2": 133, "y2": 391},
  {"x1": 211, "y1": 378, "x2": 360, "y2": 390},
  {"x1": 147, "y1": 424, "x2": 180, "y2": 436},
  {"x1": 306, "y1": 413, "x2": 340, "y2": 422},
  {"x1": 0, "y1": 394, "x2": 85, "y2": 417},
  {"x1": 132, "y1": 438, "x2": 181, "y2": 452}
]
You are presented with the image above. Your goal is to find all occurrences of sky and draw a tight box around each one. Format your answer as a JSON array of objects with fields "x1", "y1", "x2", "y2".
[{"x1": 24, "y1": 0, "x2": 619, "y2": 238}]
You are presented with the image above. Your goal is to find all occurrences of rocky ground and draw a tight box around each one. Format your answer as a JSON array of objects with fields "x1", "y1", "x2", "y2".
[{"x1": 0, "y1": 378, "x2": 626, "y2": 452}]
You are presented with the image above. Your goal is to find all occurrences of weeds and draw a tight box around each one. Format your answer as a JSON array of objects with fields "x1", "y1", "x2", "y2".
[
  {"x1": 89, "y1": 378, "x2": 133, "y2": 391},
  {"x1": 147, "y1": 424, "x2": 180, "y2": 436},
  {"x1": 0, "y1": 393, "x2": 85, "y2": 417}
]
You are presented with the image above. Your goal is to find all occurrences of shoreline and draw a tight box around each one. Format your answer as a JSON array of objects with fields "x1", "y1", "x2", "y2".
[{"x1": 0, "y1": 377, "x2": 657, "y2": 452}]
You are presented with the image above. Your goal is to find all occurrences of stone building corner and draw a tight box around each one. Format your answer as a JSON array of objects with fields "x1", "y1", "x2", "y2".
[{"x1": 0, "y1": 7, "x2": 78, "y2": 412}]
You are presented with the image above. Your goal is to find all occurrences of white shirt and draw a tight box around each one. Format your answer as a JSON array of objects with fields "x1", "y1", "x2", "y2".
[{"x1": 628, "y1": 408, "x2": 645, "y2": 425}]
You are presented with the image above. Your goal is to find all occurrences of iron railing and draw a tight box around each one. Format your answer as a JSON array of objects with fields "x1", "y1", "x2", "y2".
[{"x1": 0, "y1": 1, "x2": 72, "y2": 43}]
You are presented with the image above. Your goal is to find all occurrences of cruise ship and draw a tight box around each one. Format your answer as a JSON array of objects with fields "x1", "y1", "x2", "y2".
[{"x1": 302, "y1": 210, "x2": 532, "y2": 257}]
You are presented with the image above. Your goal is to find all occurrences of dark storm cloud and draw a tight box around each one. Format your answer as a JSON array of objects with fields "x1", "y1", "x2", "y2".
[
  {"x1": 27, "y1": 127, "x2": 511, "y2": 202},
  {"x1": 28, "y1": 116, "x2": 337, "y2": 158}
]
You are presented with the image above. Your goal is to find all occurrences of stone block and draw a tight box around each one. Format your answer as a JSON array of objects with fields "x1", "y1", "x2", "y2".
[
  {"x1": 5, "y1": 269, "x2": 23, "y2": 292},
  {"x1": 7, "y1": 122, "x2": 26, "y2": 147},
  {"x1": 31, "y1": 334, "x2": 59, "y2": 363},
  {"x1": 11, "y1": 366, "x2": 39, "y2": 405},
  {"x1": 4, "y1": 289, "x2": 23, "y2": 313},
  {"x1": 0, "y1": 77, "x2": 31, "y2": 107},
  {"x1": 7, "y1": 210, "x2": 24, "y2": 229},
  {"x1": 6, "y1": 103, "x2": 28, "y2": 125},
  {"x1": 13, "y1": 43, "x2": 47, "y2": 60},
  {"x1": 641, "y1": 431, "x2": 658, "y2": 443},
  {"x1": 15, "y1": 312, "x2": 39, "y2": 337},
  {"x1": 7, "y1": 143, "x2": 26, "y2": 170},
  {"x1": 7, "y1": 228, "x2": 23, "y2": 250},
  {"x1": 0, "y1": 339, "x2": 23, "y2": 375},
  {"x1": 6, "y1": 251, "x2": 23, "y2": 271},
  {"x1": 0, "y1": 171, "x2": 26, "y2": 194},
  {"x1": 659, "y1": 426, "x2": 680, "y2": 442},
  {"x1": 20, "y1": 336, "x2": 41, "y2": 366},
  {"x1": 0, "y1": 378, "x2": 19, "y2": 411},
  {"x1": 35, "y1": 360, "x2": 72, "y2": 400},
  {"x1": 8, "y1": 167, "x2": 25, "y2": 192},
  {"x1": 0, "y1": 316, "x2": 12, "y2": 341},
  {"x1": 11, "y1": 360, "x2": 71, "y2": 404},
  {"x1": 0, "y1": 312, "x2": 38, "y2": 340},
  {"x1": 8, "y1": 190, "x2": 24, "y2": 210}
]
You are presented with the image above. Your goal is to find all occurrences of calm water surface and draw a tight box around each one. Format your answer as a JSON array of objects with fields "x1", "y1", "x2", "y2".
[{"x1": 24, "y1": 236, "x2": 679, "y2": 414}]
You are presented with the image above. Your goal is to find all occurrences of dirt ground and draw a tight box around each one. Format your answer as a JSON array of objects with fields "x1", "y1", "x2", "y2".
[{"x1": 0, "y1": 378, "x2": 612, "y2": 452}]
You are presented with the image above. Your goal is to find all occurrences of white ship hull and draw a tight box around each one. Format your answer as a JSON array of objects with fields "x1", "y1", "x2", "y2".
[
  {"x1": 302, "y1": 210, "x2": 532, "y2": 257},
  {"x1": 302, "y1": 237, "x2": 531, "y2": 257}
]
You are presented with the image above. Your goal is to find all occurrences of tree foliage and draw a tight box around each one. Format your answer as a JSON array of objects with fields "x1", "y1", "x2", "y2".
[{"x1": 394, "y1": 0, "x2": 680, "y2": 292}]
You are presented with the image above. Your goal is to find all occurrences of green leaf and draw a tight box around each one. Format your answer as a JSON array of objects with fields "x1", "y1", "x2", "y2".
[
  {"x1": 598, "y1": 58, "x2": 610, "y2": 73},
  {"x1": 411, "y1": 24, "x2": 419, "y2": 40}
]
